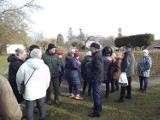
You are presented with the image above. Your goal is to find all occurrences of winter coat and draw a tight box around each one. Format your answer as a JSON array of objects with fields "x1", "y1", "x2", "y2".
[
  {"x1": 59, "y1": 58, "x2": 65, "y2": 77},
  {"x1": 103, "y1": 56, "x2": 113, "y2": 83},
  {"x1": 8, "y1": 54, "x2": 24, "y2": 103},
  {"x1": 65, "y1": 56, "x2": 80, "y2": 85},
  {"x1": 42, "y1": 50, "x2": 61, "y2": 78},
  {"x1": 16, "y1": 58, "x2": 50, "y2": 101},
  {"x1": 112, "y1": 59, "x2": 121, "y2": 80},
  {"x1": 91, "y1": 51, "x2": 104, "y2": 83},
  {"x1": 75, "y1": 58, "x2": 81, "y2": 75},
  {"x1": 137, "y1": 55, "x2": 152, "y2": 77},
  {"x1": 81, "y1": 55, "x2": 92, "y2": 83},
  {"x1": 0, "y1": 75, "x2": 22, "y2": 120},
  {"x1": 121, "y1": 51, "x2": 135, "y2": 77}
]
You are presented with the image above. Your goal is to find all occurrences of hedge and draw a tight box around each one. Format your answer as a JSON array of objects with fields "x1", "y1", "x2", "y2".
[{"x1": 115, "y1": 34, "x2": 154, "y2": 49}]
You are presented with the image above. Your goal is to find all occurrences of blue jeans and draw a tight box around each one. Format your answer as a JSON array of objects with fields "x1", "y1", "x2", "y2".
[
  {"x1": 92, "y1": 82, "x2": 102, "y2": 114},
  {"x1": 139, "y1": 76, "x2": 149, "y2": 90},
  {"x1": 26, "y1": 97, "x2": 46, "y2": 120},
  {"x1": 69, "y1": 84, "x2": 80, "y2": 95}
]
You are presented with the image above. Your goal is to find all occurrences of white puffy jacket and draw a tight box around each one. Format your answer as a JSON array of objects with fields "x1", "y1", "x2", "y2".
[{"x1": 16, "y1": 58, "x2": 50, "y2": 101}]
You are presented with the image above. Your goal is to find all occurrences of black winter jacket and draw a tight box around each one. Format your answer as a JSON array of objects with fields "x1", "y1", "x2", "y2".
[
  {"x1": 81, "y1": 55, "x2": 92, "y2": 82},
  {"x1": 91, "y1": 51, "x2": 104, "y2": 82},
  {"x1": 8, "y1": 54, "x2": 24, "y2": 103}
]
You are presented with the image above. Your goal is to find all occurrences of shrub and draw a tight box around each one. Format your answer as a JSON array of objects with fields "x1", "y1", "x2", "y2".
[{"x1": 115, "y1": 34, "x2": 154, "y2": 49}]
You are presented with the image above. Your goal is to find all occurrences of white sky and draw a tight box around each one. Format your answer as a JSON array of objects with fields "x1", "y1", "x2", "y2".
[{"x1": 30, "y1": 0, "x2": 160, "y2": 40}]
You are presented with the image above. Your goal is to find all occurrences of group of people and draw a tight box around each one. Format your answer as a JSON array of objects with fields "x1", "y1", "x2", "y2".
[{"x1": 0, "y1": 42, "x2": 152, "y2": 119}]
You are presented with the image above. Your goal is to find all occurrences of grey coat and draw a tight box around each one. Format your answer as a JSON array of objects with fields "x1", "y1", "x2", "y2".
[{"x1": 121, "y1": 51, "x2": 135, "y2": 77}]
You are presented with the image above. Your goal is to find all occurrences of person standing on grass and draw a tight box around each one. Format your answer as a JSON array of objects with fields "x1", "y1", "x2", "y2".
[
  {"x1": 74, "y1": 52, "x2": 81, "y2": 79},
  {"x1": 42, "y1": 43, "x2": 61, "y2": 105},
  {"x1": 0, "y1": 75, "x2": 22, "y2": 120},
  {"x1": 81, "y1": 51, "x2": 92, "y2": 96},
  {"x1": 88, "y1": 43, "x2": 103, "y2": 117},
  {"x1": 112, "y1": 53, "x2": 123, "y2": 91},
  {"x1": 27, "y1": 44, "x2": 40, "y2": 59},
  {"x1": 137, "y1": 49, "x2": 152, "y2": 93},
  {"x1": 56, "y1": 50, "x2": 65, "y2": 92},
  {"x1": 65, "y1": 51, "x2": 83, "y2": 100},
  {"x1": 8, "y1": 48, "x2": 27, "y2": 104},
  {"x1": 116, "y1": 43, "x2": 135, "y2": 103},
  {"x1": 102, "y1": 46, "x2": 114, "y2": 98},
  {"x1": 16, "y1": 49, "x2": 50, "y2": 120}
]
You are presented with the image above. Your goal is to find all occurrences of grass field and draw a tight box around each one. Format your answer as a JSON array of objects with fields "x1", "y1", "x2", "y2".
[
  {"x1": 42, "y1": 85, "x2": 160, "y2": 120},
  {"x1": 0, "y1": 55, "x2": 160, "y2": 120},
  {"x1": 0, "y1": 55, "x2": 9, "y2": 75}
]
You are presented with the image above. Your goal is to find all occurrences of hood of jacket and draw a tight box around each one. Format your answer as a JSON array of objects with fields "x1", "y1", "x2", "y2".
[
  {"x1": 84, "y1": 55, "x2": 92, "y2": 62},
  {"x1": 7, "y1": 54, "x2": 21, "y2": 62},
  {"x1": 65, "y1": 55, "x2": 74, "y2": 62},
  {"x1": 25, "y1": 58, "x2": 45, "y2": 69}
]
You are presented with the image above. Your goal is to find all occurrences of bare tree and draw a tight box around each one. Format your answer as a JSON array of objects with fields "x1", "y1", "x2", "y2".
[{"x1": 0, "y1": 0, "x2": 41, "y2": 54}]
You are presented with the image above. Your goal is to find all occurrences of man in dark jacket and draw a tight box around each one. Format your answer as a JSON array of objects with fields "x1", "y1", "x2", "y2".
[
  {"x1": 42, "y1": 43, "x2": 61, "y2": 105},
  {"x1": 116, "y1": 43, "x2": 135, "y2": 102},
  {"x1": 88, "y1": 43, "x2": 103, "y2": 117}
]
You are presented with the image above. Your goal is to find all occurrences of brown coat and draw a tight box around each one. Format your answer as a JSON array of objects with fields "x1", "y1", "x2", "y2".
[
  {"x1": 0, "y1": 75, "x2": 22, "y2": 120},
  {"x1": 112, "y1": 59, "x2": 121, "y2": 80}
]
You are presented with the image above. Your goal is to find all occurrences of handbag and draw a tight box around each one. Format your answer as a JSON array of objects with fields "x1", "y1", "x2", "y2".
[
  {"x1": 118, "y1": 72, "x2": 128, "y2": 86},
  {"x1": 21, "y1": 69, "x2": 36, "y2": 94}
]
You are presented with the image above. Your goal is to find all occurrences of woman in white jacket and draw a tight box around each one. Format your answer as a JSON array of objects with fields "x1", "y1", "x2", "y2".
[{"x1": 16, "y1": 49, "x2": 50, "y2": 120}]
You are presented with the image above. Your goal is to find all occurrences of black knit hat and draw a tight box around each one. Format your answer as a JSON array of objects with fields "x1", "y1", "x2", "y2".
[
  {"x1": 48, "y1": 43, "x2": 56, "y2": 50},
  {"x1": 90, "y1": 43, "x2": 100, "y2": 49}
]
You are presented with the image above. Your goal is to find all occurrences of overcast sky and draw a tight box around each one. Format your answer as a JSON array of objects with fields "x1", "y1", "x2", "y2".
[{"x1": 30, "y1": 0, "x2": 160, "y2": 40}]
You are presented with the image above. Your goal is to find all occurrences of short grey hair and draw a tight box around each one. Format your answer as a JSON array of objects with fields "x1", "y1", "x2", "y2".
[
  {"x1": 67, "y1": 51, "x2": 74, "y2": 57},
  {"x1": 30, "y1": 49, "x2": 42, "y2": 59},
  {"x1": 15, "y1": 48, "x2": 25, "y2": 56}
]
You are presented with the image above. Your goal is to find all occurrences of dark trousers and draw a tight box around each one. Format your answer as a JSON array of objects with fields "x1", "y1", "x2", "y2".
[
  {"x1": 26, "y1": 97, "x2": 46, "y2": 120},
  {"x1": 111, "y1": 81, "x2": 115, "y2": 92},
  {"x1": 139, "y1": 76, "x2": 149, "y2": 90},
  {"x1": 115, "y1": 80, "x2": 119, "y2": 90},
  {"x1": 69, "y1": 84, "x2": 80, "y2": 95},
  {"x1": 92, "y1": 82, "x2": 102, "y2": 114},
  {"x1": 106, "y1": 81, "x2": 115, "y2": 96},
  {"x1": 46, "y1": 77, "x2": 60, "y2": 101},
  {"x1": 120, "y1": 76, "x2": 132, "y2": 100},
  {"x1": 59, "y1": 76, "x2": 62, "y2": 86},
  {"x1": 106, "y1": 82, "x2": 110, "y2": 96},
  {"x1": 82, "y1": 81, "x2": 92, "y2": 93}
]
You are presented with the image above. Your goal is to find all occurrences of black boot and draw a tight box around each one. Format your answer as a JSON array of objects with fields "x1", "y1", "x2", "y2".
[{"x1": 88, "y1": 112, "x2": 100, "y2": 117}]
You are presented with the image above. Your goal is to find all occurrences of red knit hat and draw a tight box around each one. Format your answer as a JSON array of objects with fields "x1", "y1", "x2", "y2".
[
  {"x1": 74, "y1": 52, "x2": 79, "y2": 58},
  {"x1": 57, "y1": 51, "x2": 63, "y2": 55}
]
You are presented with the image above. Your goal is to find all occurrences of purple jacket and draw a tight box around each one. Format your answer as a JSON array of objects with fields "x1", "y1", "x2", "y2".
[{"x1": 103, "y1": 56, "x2": 113, "y2": 82}]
